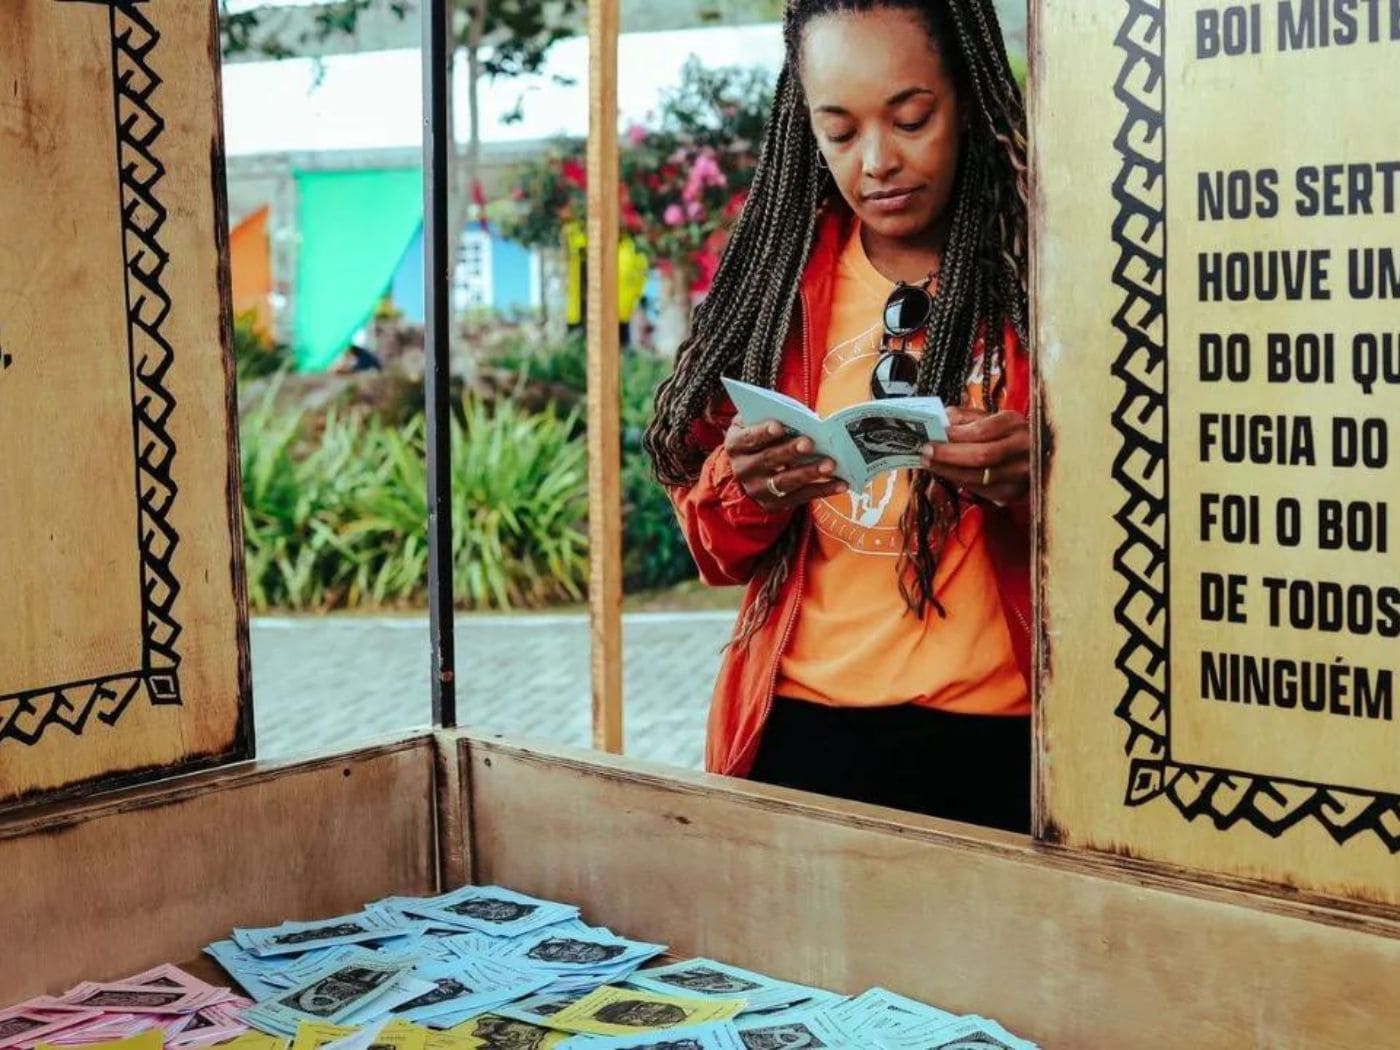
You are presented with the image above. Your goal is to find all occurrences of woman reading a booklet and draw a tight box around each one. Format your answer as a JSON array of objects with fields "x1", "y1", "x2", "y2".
[{"x1": 643, "y1": 0, "x2": 1032, "y2": 832}]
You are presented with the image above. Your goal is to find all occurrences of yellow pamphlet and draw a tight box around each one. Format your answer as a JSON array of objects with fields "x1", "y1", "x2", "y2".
[
  {"x1": 39, "y1": 1031, "x2": 164, "y2": 1050},
  {"x1": 546, "y1": 986, "x2": 743, "y2": 1037},
  {"x1": 213, "y1": 1035, "x2": 290, "y2": 1050},
  {"x1": 444, "y1": 1015, "x2": 566, "y2": 1050},
  {"x1": 290, "y1": 1020, "x2": 427, "y2": 1050},
  {"x1": 290, "y1": 1023, "x2": 356, "y2": 1050}
]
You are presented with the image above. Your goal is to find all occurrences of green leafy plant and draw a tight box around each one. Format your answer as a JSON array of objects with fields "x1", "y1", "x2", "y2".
[
  {"x1": 448, "y1": 397, "x2": 590, "y2": 608},
  {"x1": 622, "y1": 352, "x2": 671, "y2": 448},
  {"x1": 239, "y1": 323, "x2": 697, "y2": 611},
  {"x1": 232, "y1": 309, "x2": 290, "y2": 382},
  {"x1": 240, "y1": 390, "x2": 590, "y2": 612},
  {"x1": 1009, "y1": 52, "x2": 1027, "y2": 88},
  {"x1": 488, "y1": 331, "x2": 590, "y2": 396},
  {"x1": 483, "y1": 336, "x2": 696, "y2": 592},
  {"x1": 623, "y1": 450, "x2": 697, "y2": 593}
]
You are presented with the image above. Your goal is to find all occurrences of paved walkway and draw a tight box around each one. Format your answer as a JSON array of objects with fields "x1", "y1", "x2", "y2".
[{"x1": 251, "y1": 611, "x2": 738, "y2": 769}]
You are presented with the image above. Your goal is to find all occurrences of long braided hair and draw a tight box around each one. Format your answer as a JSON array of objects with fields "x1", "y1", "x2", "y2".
[{"x1": 643, "y1": 0, "x2": 1028, "y2": 642}]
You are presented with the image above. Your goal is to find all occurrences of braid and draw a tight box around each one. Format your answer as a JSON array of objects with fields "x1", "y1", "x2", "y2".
[
  {"x1": 643, "y1": 0, "x2": 1029, "y2": 639},
  {"x1": 644, "y1": 64, "x2": 828, "y2": 640},
  {"x1": 645, "y1": 66, "x2": 824, "y2": 485}
]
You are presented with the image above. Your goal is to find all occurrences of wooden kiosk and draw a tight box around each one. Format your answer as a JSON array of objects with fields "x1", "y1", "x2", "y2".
[{"x1": 2, "y1": 1, "x2": 1397, "y2": 1046}]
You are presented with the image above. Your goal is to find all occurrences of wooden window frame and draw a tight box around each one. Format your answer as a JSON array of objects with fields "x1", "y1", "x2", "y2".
[{"x1": 419, "y1": 0, "x2": 626, "y2": 752}]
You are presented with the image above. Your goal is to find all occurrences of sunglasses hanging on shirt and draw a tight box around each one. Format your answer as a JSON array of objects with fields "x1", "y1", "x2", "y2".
[{"x1": 871, "y1": 274, "x2": 937, "y2": 401}]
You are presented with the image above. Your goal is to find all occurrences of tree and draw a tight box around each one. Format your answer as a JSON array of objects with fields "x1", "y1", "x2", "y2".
[
  {"x1": 220, "y1": 1, "x2": 413, "y2": 60},
  {"x1": 219, "y1": 1, "x2": 579, "y2": 361},
  {"x1": 495, "y1": 59, "x2": 776, "y2": 350}
]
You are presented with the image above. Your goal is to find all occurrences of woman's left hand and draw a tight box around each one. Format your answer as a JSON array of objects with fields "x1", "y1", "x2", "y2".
[{"x1": 920, "y1": 407, "x2": 1031, "y2": 507}]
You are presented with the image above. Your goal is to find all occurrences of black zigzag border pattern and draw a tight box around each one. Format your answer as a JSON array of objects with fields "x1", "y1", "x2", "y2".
[
  {"x1": 1108, "y1": 0, "x2": 1400, "y2": 850},
  {"x1": 0, "y1": 0, "x2": 182, "y2": 749}
]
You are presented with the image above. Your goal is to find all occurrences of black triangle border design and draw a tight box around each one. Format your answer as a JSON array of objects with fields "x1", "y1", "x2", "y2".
[
  {"x1": 1108, "y1": 0, "x2": 1399, "y2": 851},
  {"x1": 1, "y1": 0, "x2": 183, "y2": 751}
]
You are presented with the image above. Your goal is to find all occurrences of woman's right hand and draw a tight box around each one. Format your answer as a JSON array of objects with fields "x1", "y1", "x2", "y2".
[{"x1": 725, "y1": 418, "x2": 848, "y2": 512}]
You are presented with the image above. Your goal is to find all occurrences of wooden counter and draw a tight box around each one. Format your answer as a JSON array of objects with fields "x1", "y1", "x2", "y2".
[{"x1": 4, "y1": 729, "x2": 1398, "y2": 1048}]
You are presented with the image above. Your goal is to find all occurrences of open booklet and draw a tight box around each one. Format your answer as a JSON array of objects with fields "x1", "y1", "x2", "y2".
[{"x1": 722, "y1": 377, "x2": 948, "y2": 492}]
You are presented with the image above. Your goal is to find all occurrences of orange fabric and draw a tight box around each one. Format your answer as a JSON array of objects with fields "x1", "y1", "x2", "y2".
[
  {"x1": 230, "y1": 206, "x2": 274, "y2": 337},
  {"x1": 667, "y1": 204, "x2": 1033, "y2": 778},
  {"x1": 774, "y1": 224, "x2": 1027, "y2": 715}
]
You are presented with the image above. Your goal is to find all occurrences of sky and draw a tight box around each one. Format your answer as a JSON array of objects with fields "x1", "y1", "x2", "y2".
[
  {"x1": 220, "y1": 2, "x2": 1030, "y2": 159},
  {"x1": 221, "y1": 23, "x2": 788, "y2": 155}
]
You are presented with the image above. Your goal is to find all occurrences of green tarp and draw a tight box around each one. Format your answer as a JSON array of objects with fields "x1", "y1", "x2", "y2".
[{"x1": 293, "y1": 168, "x2": 423, "y2": 371}]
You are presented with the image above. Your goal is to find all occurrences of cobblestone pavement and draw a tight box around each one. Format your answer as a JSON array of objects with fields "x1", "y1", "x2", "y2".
[{"x1": 251, "y1": 611, "x2": 738, "y2": 769}]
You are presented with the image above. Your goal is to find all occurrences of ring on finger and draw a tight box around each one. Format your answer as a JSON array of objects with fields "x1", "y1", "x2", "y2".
[
  {"x1": 766, "y1": 476, "x2": 785, "y2": 499},
  {"x1": 981, "y1": 466, "x2": 994, "y2": 487}
]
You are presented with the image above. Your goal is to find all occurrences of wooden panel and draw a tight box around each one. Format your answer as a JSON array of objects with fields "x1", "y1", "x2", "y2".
[
  {"x1": 1032, "y1": 1, "x2": 1400, "y2": 906},
  {"x1": 0, "y1": 0, "x2": 251, "y2": 804},
  {"x1": 434, "y1": 725, "x2": 471, "y2": 891},
  {"x1": 585, "y1": 0, "x2": 623, "y2": 753},
  {"x1": 0, "y1": 736, "x2": 437, "y2": 1002},
  {"x1": 454, "y1": 733, "x2": 1400, "y2": 1049}
]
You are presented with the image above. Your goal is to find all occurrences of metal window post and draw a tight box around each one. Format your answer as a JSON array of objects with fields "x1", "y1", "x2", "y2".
[{"x1": 423, "y1": 0, "x2": 457, "y2": 728}]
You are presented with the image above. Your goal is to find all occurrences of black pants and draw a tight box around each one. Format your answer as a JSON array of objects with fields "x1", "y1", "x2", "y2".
[{"x1": 749, "y1": 698, "x2": 1031, "y2": 833}]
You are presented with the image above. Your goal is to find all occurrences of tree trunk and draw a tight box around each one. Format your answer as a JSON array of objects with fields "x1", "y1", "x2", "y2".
[
  {"x1": 654, "y1": 267, "x2": 693, "y2": 356},
  {"x1": 542, "y1": 245, "x2": 568, "y2": 342},
  {"x1": 444, "y1": 0, "x2": 487, "y2": 376},
  {"x1": 441, "y1": 2, "x2": 463, "y2": 373}
]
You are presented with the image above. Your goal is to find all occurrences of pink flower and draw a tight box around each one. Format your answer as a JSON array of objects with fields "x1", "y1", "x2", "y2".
[
  {"x1": 681, "y1": 152, "x2": 726, "y2": 205},
  {"x1": 663, "y1": 203, "x2": 686, "y2": 227},
  {"x1": 685, "y1": 200, "x2": 704, "y2": 222},
  {"x1": 626, "y1": 123, "x2": 648, "y2": 147},
  {"x1": 691, "y1": 152, "x2": 722, "y2": 184}
]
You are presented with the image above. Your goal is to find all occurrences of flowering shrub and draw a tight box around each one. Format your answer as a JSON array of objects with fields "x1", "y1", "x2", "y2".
[
  {"x1": 497, "y1": 59, "x2": 774, "y2": 298},
  {"x1": 501, "y1": 152, "x2": 588, "y2": 250},
  {"x1": 620, "y1": 138, "x2": 751, "y2": 297}
]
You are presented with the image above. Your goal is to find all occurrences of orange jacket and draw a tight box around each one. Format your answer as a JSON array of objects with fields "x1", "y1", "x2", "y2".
[{"x1": 669, "y1": 207, "x2": 1032, "y2": 777}]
